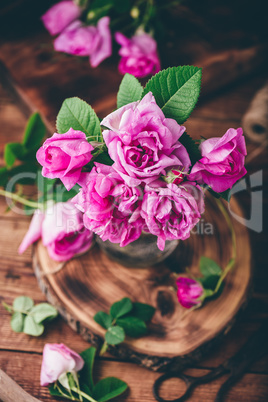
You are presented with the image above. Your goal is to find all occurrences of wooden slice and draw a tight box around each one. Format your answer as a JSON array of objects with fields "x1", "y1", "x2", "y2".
[{"x1": 33, "y1": 196, "x2": 252, "y2": 371}]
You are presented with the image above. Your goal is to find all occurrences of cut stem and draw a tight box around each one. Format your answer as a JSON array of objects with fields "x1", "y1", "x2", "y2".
[{"x1": 0, "y1": 189, "x2": 43, "y2": 209}]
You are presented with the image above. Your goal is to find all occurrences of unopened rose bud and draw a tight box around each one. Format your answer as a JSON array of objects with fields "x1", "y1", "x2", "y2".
[
  {"x1": 176, "y1": 277, "x2": 204, "y2": 308},
  {"x1": 130, "y1": 7, "x2": 139, "y2": 19},
  {"x1": 164, "y1": 169, "x2": 185, "y2": 185}
]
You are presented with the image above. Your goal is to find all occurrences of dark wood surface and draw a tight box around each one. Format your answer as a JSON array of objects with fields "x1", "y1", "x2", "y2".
[
  {"x1": 0, "y1": 20, "x2": 268, "y2": 402},
  {"x1": 33, "y1": 195, "x2": 252, "y2": 372}
]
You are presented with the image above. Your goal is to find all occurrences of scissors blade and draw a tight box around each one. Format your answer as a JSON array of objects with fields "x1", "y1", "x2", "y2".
[{"x1": 222, "y1": 319, "x2": 268, "y2": 375}]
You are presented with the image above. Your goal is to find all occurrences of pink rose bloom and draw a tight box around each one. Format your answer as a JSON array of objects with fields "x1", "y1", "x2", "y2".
[
  {"x1": 72, "y1": 163, "x2": 144, "y2": 246},
  {"x1": 176, "y1": 277, "x2": 204, "y2": 309},
  {"x1": 141, "y1": 182, "x2": 204, "y2": 250},
  {"x1": 188, "y1": 128, "x2": 247, "y2": 193},
  {"x1": 101, "y1": 92, "x2": 191, "y2": 187},
  {"x1": 54, "y1": 17, "x2": 112, "y2": 67},
  {"x1": 36, "y1": 128, "x2": 94, "y2": 191},
  {"x1": 41, "y1": 1, "x2": 81, "y2": 36},
  {"x1": 40, "y1": 343, "x2": 84, "y2": 386},
  {"x1": 115, "y1": 31, "x2": 160, "y2": 78},
  {"x1": 18, "y1": 202, "x2": 93, "y2": 261}
]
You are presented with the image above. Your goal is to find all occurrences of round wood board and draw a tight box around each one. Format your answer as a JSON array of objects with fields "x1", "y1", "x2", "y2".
[{"x1": 33, "y1": 196, "x2": 252, "y2": 371}]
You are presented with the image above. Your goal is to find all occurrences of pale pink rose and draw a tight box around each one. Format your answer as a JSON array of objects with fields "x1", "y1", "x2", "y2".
[
  {"x1": 54, "y1": 17, "x2": 112, "y2": 67},
  {"x1": 141, "y1": 182, "x2": 204, "y2": 250},
  {"x1": 115, "y1": 31, "x2": 160, "y2": 78},
  {"x1": 40, "y1": 343, "x2": 84, "y2": 386},
  {"x1": 176, "y1": 277, "x2": 204, "y2": 309},
  {"x1": 72, "y1": 163, "x2": 144, "y2": 246},
  {"x1": 188, "y1": 128, "x2": 247, "y2": 193},
  {"x1": 41, "y1": 1, "x2": 81, "y2": 36},
  {"x1": 101, "y1": 92, "x2": 191, "y2": 187},
  {"x1": 36, "y1": 128, "x2": 93, "y2": 191},
  {"x1": 18, "y1": 202, "x2": 93, "y2": 262}
]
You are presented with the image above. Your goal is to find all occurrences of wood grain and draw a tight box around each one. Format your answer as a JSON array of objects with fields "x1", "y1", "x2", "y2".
[{"x1": 33, "y1": 196, "x2": 252, "y2": 371}]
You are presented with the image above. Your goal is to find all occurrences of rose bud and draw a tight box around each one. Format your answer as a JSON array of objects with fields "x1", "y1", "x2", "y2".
[
  {"x1": 115, "y1": 31, "x2": 160, "y2": 78},
  {"x1": 41, "y1": 1, "x2": 81, "y2": 36},
  {"x1": 164, "y1": 169, "x2": 186, "y2": 185},
  {"x1": 36, "y1": 128, "x2": 94, "y2": 191},
  {"x1": 188, "y1": 128, "x2": 247, "y2": 193},
  {"x1": 40, "y1": 343, "x2": 84, "y2": 386},
  {"x1": 18, "y1": 202, "x2": 94, "y2": 262},
  {"x1": 176, "y1": 277, "x2": 204, "y2": 309}
]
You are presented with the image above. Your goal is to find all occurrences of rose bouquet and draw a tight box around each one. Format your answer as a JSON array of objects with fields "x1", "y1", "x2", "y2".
[
  {"x1": 36, "y1": 65, "x2": 246, "y2": 250},
  {"x1": 40, "y1": 0, "x2": 183, "y2": 77}
]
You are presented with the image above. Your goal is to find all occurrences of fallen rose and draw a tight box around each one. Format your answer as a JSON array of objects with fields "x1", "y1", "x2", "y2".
[
  {"x1": 40, "y1": 343, "x2": 84, "y2": 386},
  {"x1": 36, "y1": 128, "x2": 94, "y2": 191},
  {"x1": 176, "y1": 277, "x2": 204, "y2": 309}
]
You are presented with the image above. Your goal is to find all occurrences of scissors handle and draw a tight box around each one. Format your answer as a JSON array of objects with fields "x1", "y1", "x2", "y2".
[{"x1": 153, "y1": 366, "x2": 226, "y2": 402}]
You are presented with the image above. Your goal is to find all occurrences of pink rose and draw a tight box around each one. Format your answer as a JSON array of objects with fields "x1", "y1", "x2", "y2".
[
  {"x1": 40, "y1": 343, "x2": 84, "y2": 386},
  {"x1": 176, "y1": 277, "x2": 204, "y2": 309},
  {"x1": 18, "y1": 202, "x2": 93, "y2": 261},
  {"x1": 188, "y1": 128, "x2": 247, "y2": 193},
  {"x1": 141, "y1": 182, "x2": 204, "y2": 250},
  {"x1": 101, "y1": 92, "x2": 191, "y2": 187},
  {"x1": 115, "y1": 31, "x2": 160, "y2": 78},
  {"x1": 36, "y1": 128, "x2": 93, "y2": 191},
  {"x1": 41, "y1": 1, "x2": 81, "y2": 36},
  {"x1": 54, "y1": 17, "x2": 112, "y2": 67},
  {"x1": 72, "y1": 163, "x2": 144, "y2": 246}
]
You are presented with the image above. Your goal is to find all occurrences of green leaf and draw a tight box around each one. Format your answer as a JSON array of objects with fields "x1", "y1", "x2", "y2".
[
  {"x1": 13, "y1": 296, "x2": 34, "y2": 312},
  {"x1": 117, "y1": 74, "x2": 143, "y2": 109},
  {"x1": 110, "y1": 297, "x2": 133, "y2": 319},
  {"x1": 179, "y1": 132, "x2": 201, "y2": 165},
  {"x1": 94, "y1": 311, "x2": 113, "y2": 330},
  {"x1": 105, "y1": 326, "x2": 125, "y2": 345},
  {"x1": 200, "y1": 257, "x2": 222, "y2": 277},
  {"x1": 131, "y1": 302, "x2": 155, "y2": 322},
  {"x1": 199, "y1": 275, "x2": 220, "y2": 291},
  {"x1": 30, "y1": 303, "x2": 58, "y2": 324},
  {"x1": 142, "y1": 66, "x2": 202, "y2": 124},
  {"x1": 116, "y1": 317, "x2": 147, "y2": 338},
  {"x1": 23, "y1": 315, "x2": 44, "y2": 336},
  {"x1": 4, "y1": 143, "x2": 26, "y2": 168},
  {"x1": 56, "y1": 97, "x2": 102, "y2": 142},
  {"x1": 11, "y1": 312, "x2": 25, "y2": 332},
  {"x1": 208, "y1": 187, "x2": 231, "y2": 202},
  {"x1": 22, "y1": 112, "x2": 46, "y2": 150},
  {"x1": 0, "y1": 167, "x2": 8, "y2": 187},
  {"x1": 80, "y1": 347, "x2": 96, "y2": 391},
  {"x1": 93, "y1": 377, "x2": 128, "y2": 402}
]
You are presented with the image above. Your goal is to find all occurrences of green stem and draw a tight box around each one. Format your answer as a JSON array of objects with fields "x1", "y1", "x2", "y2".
[
  {"x1": 71, "y1": 387, "x2": 98, "y2": 402},
  {"x1": 214, "y1": 199, "x2": 237, "y2": 294},
  {"x1": 2, "y1": 302, "x2": 30, "y2": 315},
  {"x1": 0, "y1": 189, "x2": 43, "y2": 209},
  {"x1": 100, "y1": 341, "x2": 108, "y2": 356}
]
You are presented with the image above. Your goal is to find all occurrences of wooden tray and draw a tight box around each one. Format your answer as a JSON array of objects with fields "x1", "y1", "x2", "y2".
[{"x1": 33, "y1": 196, "x2": 252, "y2": 371}]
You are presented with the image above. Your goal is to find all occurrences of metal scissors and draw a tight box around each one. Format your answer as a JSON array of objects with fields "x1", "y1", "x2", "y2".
[{"x1": 153, "y1": 319, "x2": 268, "y2": 402}]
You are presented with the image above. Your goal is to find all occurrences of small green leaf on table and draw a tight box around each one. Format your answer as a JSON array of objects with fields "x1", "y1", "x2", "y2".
[
  {"x1": 94, "y1": 311, "x2": 113, "y2": 329},
  {"x1": 23, "y1": 315, "x2": 44, "y2": 336},
  {"x1": 10, "y1": 312, "x2": 25, "y2": 332},
  {"x1": 105, "y1": 326, "x2": 125, "y2": 345},
  {"x1": 80, "y1": 347, "x2": 97, "y2": 391},
  {"x1": 110, "y1": 297, "x2": 133, "y2": 319},
  {"x1": 13, "y1": 296, "x2": 34, "y2": 312},
  {"x1": 131, "y1": 302, "x2": 155, "y2": 322},
  {"x1": 200, "y1": 256, "x2": 222, "y2": 277},
  {"x1": 30, "y1": 303, "x2": 58, "y2": 324},
  {"x1": 116, "y1": 316, "x2": 147, "y2": 338},
  {"x1": 22, "y1": 112, "x2": 46, "y2": 150},
  {"x1": 93, "y1": 377, "x2": 128, "y2": 402}
]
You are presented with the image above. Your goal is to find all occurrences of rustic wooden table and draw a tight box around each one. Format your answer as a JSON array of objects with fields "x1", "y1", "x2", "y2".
[{"x1": 0, "y1": 26, "x2": 268, "y2": 402}]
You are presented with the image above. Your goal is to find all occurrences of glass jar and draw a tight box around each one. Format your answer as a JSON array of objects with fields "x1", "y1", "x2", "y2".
[{"x1": 96, "y1": 233, "x2": 179, "y2": 268}]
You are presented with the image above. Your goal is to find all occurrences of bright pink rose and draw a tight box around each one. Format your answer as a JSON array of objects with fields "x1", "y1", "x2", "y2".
[
  {"x1": 141, "y1": 182, "x2": 204, "y2": 250},
  {"x1": 72, "y1": 163, "x2": 144, "y2": 246},
  {"x1": 18, "y1": 202, "x2": 93, "y2": 261},
  {"x1": 54, "y1": 17, "x2": 112, "y2": 67},
  {"x1": 188, "y1": 128, "x2": 247, "y2": 193},
  {"x1": 41, "y1": 1, "x2": 81, "y2": 36},
  {"x1": 115, "y1": 31, "x2": 160, "y2": 78},
  {"x1": 40, "y1": 343, "x2": 84, "y2": 386},
  {"x1": 176, "y1": 277, "x2": 204, "y2": 309},
  {"x1": 36, "y1": 128, "x2": 93, "y2": 191},
  {"x1": 101, "y1": 92, "x2": 191, "y2": 187}
]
